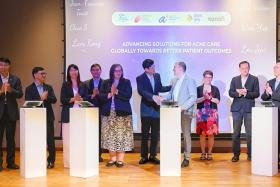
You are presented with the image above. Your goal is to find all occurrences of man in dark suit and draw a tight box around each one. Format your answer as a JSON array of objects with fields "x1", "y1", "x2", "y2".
[
  {"x1": 136, "y1": 59, "x2": 171, "y2": 164},
  {"x1": 25, "y1": 67, "x2": 57, "y2": 169},
  {"x1": 84, "y1": 64, "x2": 104, "y2": 162},
  {"x1": 261, "y1": 61, "x2": 280, "y2": 168},
  {"x1": 0, "y1": 57, "x2": 23, "y2": 171},
  {"x1": 229, "y1": 61, "x2": 259, "y2": 162}
]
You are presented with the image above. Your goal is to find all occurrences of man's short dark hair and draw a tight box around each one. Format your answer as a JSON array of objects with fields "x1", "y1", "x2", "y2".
[
  {"x1": 90, "y1": 64, "x2": 101, "y2": 71},
  {"x1": 0, "y1": 57, "x2": 11, "y2": 65},
  {"x1": 142, "y1": 59, "x2": 154, "y2": 69},
  {"x1": 203, "y1": 70, "x2": 213, "y2": 77},
  {"x1": 239, "y1": 61, "x2": 250, "y2": 68},
  {"x1": 32, "y1": 67, "x2": 45, "y2": 78}
]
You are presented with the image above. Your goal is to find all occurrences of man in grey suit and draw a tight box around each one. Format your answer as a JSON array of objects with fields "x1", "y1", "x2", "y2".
[{"x1": 166, "y1": 61, "x2": 197, "y2": 167}]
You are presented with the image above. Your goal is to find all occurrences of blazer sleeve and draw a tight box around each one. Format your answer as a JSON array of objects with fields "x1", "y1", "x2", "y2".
[
  {"x1": 10, "y1": 78, "x2": 23, "y2": 99},
  {"x1": 261, "y1": 90, "x2": 271, "y2": 101},
  {"x1": 115, "y1": 79, "x2": 132, "y2": 101},
  {"x1": 181, "y1": 79, "x2": 197, "y2": 110},
  {"x1": 99, "y1": 80, "x2": 110, "y2": 102},
  {"x1": 60, "y1": 83, "x2": 71, "y2": 105},
  {"x1": 46, "y1": 85, "x2": 57, "y2": 104},
  {"x1": 229, "y1": 77, "x2": 240, "y2": 98},
  {"x1": 215, "y1": 86, "x2": 221, "y2": 101},
  {"x1": 158, "y1": 74, "x2": 171, "y2": 92},
  {"x1": 245, "y1": 77, "x2": 260, "y2": 99},
  {"x1": 24, "y1": 86, "x2": 32, "y2": 100},
  {"x1": 136, "y1": 76, "x2": 154, "y2": 102}
]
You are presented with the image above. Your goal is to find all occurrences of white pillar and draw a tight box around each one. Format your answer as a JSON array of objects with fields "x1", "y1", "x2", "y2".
[
  {"x1": 20, "y1": 108, "x2": 46, "y2": 178},
  {"x1": 160, "y1": 107, "x2": 181, "y2": 176},
  {"x1": 70, "y1": 108, "x2": 99, "y2": 178},
  {"x1": 252, "y1": 107, "x2": 278, "y2": 176}
]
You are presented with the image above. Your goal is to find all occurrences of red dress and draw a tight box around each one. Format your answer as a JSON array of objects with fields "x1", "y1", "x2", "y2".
[{"x1": 196, "y1": 92, "x2": 219, "y2": 135}]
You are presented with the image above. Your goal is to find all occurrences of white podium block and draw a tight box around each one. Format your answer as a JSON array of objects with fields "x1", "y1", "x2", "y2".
[
  {"x1": 70, "y1": 108, "x2": 99, "y2": 178},
  {"x1": 20, "y1": 108, "x2": 46, "y2": 178},
  {"x1": 252, "y1": 107, "x2": 278, "y2": 176},
  {"x1": 160, "y1": 107, "x2": 181, "y2": 176}
]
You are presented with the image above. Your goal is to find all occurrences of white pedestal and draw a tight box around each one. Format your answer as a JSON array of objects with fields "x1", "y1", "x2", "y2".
[
  {"x1": 70, "y1": 108, "x2": 99, "y2": 178},
  {"x1": 20, "y1": 108, "x2": 46, "y2": 178},
  {"x1": 160, "y1": 107, "x2": 181, "y2": 176},
  {"x1": 252, "y1": 107, "x2": 278, "y2": 176}
]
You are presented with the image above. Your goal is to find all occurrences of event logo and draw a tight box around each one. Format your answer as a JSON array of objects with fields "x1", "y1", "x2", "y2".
[
  {"x1": 112, "y1": 12, "x2": 231, "y2": 26},
  {"x1": 158, "y1": 16, "x2": 168, "y2": 23},
  {"x1": 134, "y1": 16, "x2": 141, "y2": 23}
]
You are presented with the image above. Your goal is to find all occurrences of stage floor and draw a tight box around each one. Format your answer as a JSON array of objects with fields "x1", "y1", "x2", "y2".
[{"x1": 0, "y1": 152, "x2": 279, "y2": 186}]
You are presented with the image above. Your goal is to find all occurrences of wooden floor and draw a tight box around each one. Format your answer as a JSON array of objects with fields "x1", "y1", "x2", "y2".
[{"x1": 0, "y1": 151, "x2": 279, "y2": 187}]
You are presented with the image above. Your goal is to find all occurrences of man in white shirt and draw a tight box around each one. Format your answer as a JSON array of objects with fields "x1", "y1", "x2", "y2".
[
  {"x1": 0, "y1": 57, "x2": 23, "y2": 171},
  {"x1": 166, "y1": 61, "x2": 197, "y2": 167}
]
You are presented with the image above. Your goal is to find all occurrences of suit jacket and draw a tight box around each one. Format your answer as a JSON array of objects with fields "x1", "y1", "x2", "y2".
[
  {"x1": 261, "y1": 78, "x2": 280, "y2": 107},
  {"x1": 84, "y1": 78, "x2": 103, "y2": 107},
  {"x1": 0, "y1": 74, "x2": 23, "y2": 121},
  {"x1": 136, "y1": 73, "x2": 171, "y2": 118},
  {"x1": 99, "y1": 78, "x2": 132, "y2": 116},
  {"x1": 25, "y1": 82, "x2": 57, "y2": 121},
  {"x1": 229, "y1": 74, "x2": 260, "y2": 113},
  {"x1": 197, "y1": 84, "x2": 220, "y2": 110},
  {"x1": 60, "y1": 82, "x2": 88, "y2": 123},
  {"x1": 166, "y1": 75, "x2": 197, "y2": 112}
]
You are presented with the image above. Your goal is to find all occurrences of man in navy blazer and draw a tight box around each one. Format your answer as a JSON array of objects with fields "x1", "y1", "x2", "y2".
[
  {"x1": 229, "y1": 61, "x2": 259, "y2": 162},
  {"x1": 84, "y1": 64, "x2": 104, "y2": 162},
  {"x1": 136, "y1": 59, "x2": 171, "y2": 164},
  {"x1": 25, "y1": 67, "x2": 57, "y2": 169},
  {"x1": 261, "y1": 61, "x2": 280, "y2": 168},
  {"x1": 0, "y1": 57, "x2": 23, "y2": 171}
]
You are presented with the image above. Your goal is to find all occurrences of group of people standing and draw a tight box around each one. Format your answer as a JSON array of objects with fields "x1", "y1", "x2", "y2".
[{"x1": 0, "y1": 57, "x2": 279, "y2": 171}]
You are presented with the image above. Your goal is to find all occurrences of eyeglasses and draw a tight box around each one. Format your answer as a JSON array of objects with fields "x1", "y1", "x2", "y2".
[
  {"x1": 0, "y1": 63, "x2": 10, "y2": 67},
  {"x1": 204, "y1": 76, "x2": 213, "y2": 79},
  {"x1": 38, "y1": 72, "x2": 47, "y2": 76}
]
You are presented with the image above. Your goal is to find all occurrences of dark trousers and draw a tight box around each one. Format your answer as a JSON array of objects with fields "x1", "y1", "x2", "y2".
[
  {"x1": 47, "y1": 120, "x2": 56, "y2": 163},
  {"x1": 0, "y1": 106, "x2": 16, "y2": 166},
  {"x1": 232, "y1": 109, "x2": 252, "y2": 157},
  {"x1": 278, "y1": 110, "x2": 280, "y2": 168},
  {"x1": 99, "y1": 114, "x2": 102, "y2": 158},
  {"x1": 140, "y1": 117, "x2": 160, "y2": 158}
]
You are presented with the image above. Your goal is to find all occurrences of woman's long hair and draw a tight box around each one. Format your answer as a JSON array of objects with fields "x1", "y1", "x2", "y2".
[
  {"x1": 66, "y1": 64, "x2": 82, "y2": 87},
  {"x1": 109, "y1": 64, "x2": 124, "y2": 84}
]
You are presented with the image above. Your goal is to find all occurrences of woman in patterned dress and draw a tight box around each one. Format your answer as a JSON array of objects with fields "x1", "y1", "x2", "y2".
[
  {"x1": 196, "y1": 70, "x2": 220, "y2": 160},
  {"x1": 100, "y1": 64, "x2": 134, "y2": 167}
]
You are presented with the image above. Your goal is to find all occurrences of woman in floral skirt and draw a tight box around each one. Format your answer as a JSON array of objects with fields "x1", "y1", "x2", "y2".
[{"x1": 196, "y1": 70, "x2": 220, "y2": 160}]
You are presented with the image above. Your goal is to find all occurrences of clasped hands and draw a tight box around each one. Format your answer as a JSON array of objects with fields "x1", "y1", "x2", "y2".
[
  {"x1": 236, "y1": 88, "x2": 247, "y2": 97},
  {"x1": 265, "y1": 83, "x2": 273, "y2": 95},
  {"x1": 107, "y1": 84, "x2": 118, "y2": 99}
]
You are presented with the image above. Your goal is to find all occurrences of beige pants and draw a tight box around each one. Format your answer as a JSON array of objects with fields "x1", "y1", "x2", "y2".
[{"x1": 62, "y1": 123, "x2": 70, "y2": 168}]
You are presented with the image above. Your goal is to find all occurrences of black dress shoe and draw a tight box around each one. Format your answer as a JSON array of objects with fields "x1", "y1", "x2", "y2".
[
  {"x1": 47, "y1": 162, "x2": 55, "y2": 169},
  {"x1": 7, "y1": 163, "x2": 19, "y2": 169},
  {"x1": 0, "y1": 165, "x2": 3, "y2": 172},
  {"x1": 181, "y1": 159, "x2": 189, "y2": 168},
  {"x1": 139, "y1": 157, "x2": 149, "y2": 165},
  {"x1": 115, "y1": 161, "x2": 124, "y2": 168},
  {"x1": 231, "y1": 156, "x2": 239, "y2": 162},
  {"x1": 99, "y1": 157, "x2": 104, "y2": 162},
  {"x1": 149, "y1": 156, "x2": 160, "y2": 164},
  {"x1": 106, "y1": 160, "x2": 116, "y2": 167}
]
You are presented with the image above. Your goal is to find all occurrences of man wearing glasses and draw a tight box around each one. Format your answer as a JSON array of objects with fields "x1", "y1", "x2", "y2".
[
  {"x1": 136, "y1": 59, "x2": 171, "y2": 165},
  {"x1": 0, "y1": 57, "x2": 23, "y2": 171},
  {"x1": 25, "y1": 67, "x2": 57, "y2": 169}
]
